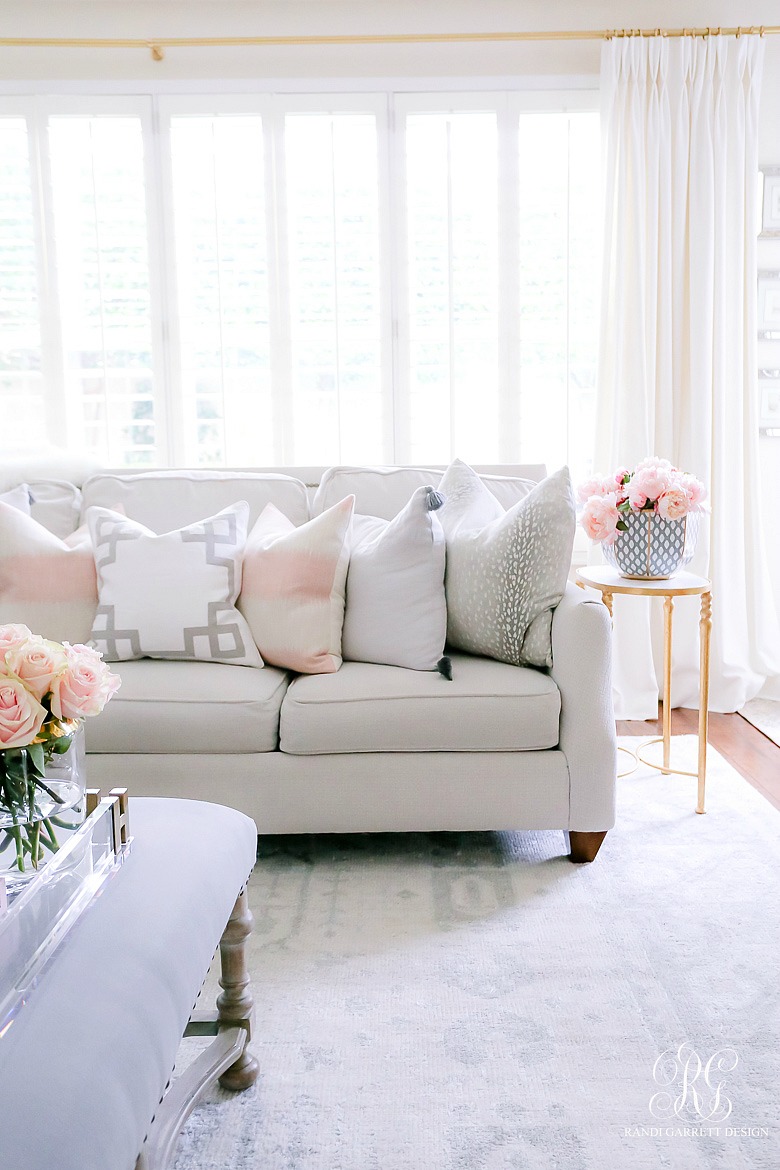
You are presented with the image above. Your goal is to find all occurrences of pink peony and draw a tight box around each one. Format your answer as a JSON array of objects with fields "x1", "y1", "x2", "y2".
[
  {"x1": 656, "y1": 486, "x2": 689, "y2": 520},
  {"x1": 680, "y1": 473, "x2": 707, "y2": 511},
  {"x1": 5, "y1": 637, "x2": 67, "y2": 702},
  {"x1": 0, "y1": 624, "x2": 34, "y2": 655},
  {"x1": 630, "y1": 464, "x2": 672, "y2": 503},
  {"x1": 0, "y1": 671, "x2": 47, "y2": 749},
  {"x1": 614, "y1": 466, "x2": 631, "y2": 487},
  {"x1": 576, "y1": 474, "x2": 620, "y2": 504},
  {"x1": 627, "y1": 481, "x2": 649, "y2": 511},
  {"x1": 49, "y1": 643, "x2": 121, "y2": 722},
  {"x1": 635, "y1": 456, "x2": 672, "y2": 473},
  {"x1": 580, "y1": 493, "x2": 621, "y2": 544}
]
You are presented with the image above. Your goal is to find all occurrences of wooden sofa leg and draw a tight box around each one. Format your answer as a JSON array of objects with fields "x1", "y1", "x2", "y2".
[
  {"x1": 217, "y1": 889, "x2": 260, "y2": 1091},
  {"x1": 568, "y1": 830, "x2": 608, "y2": 864}
]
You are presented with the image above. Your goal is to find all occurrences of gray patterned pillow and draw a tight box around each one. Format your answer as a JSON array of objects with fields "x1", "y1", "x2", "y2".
[
  {"x1": 438, "y1": 462, "x2": 575, "y2": 668},
  {"x1": 87, "y1": 502, "x2": 263, "y2": 667}
]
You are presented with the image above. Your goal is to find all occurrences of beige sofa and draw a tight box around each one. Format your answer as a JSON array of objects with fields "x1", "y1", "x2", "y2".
[{"x1": 3, "y1": 463, "x2": 617, "y2": 861}]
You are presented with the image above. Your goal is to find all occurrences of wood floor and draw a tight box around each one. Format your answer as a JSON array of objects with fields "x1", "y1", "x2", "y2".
[{"x1": 617, "y1": 708, "x2": 780, "y2": 811}]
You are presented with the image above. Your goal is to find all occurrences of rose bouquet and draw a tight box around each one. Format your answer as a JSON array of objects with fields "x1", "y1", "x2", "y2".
[
  {"x1": 578, "y1": 457, "x2": 707, "y2": 545},
  {"x1": 0, "y1": 624, "x2": 120, "y2": 874}
]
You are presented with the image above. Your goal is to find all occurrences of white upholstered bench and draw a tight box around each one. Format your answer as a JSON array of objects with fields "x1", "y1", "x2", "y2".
[{"x1": 1, "y1": 798, "x2": 258, "y2": 1170}]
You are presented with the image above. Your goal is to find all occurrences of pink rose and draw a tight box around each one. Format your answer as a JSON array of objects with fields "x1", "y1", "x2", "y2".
[
  {"x1": 49, "y1": 643, "x2": 121, "y2": 722},
  {"x1": 580, "y1": 493, "x2": 620, "y2": 544},
  {"x1": 5, "y1": 637, "x2": 67, "y2": 702},
  {"x1": 0, "y1": 624, "x2": 34, "y2": 654},
  {"x1": 656, "y1": 486, "x2": 689, "y2": 520},
  {"x1": 631, "y1": 465, "x2": 672, "y2": 503},
  {"x1": 0, "y1": 671, "x2": 47, "y2": 749}
]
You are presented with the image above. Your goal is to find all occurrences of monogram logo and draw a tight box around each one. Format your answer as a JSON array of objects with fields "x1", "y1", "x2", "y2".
[{"x1": 649, "y1": 1043, "x2": 738, "y2": 1123}]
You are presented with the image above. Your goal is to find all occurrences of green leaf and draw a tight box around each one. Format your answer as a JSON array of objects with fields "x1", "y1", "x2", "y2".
[
  {"x1": 616, "y1": 520, "x2": 629, "y2": 532},
  {"x1": 26, "y1": 742, "x2": 46, "y2": 777}
]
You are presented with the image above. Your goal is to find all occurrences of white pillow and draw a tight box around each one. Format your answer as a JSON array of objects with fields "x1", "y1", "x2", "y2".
[
  {"x1": 438, "y1": 461, "x2": 575, "y2": 668},
  {"x1": 343, "y1": 486, "x2": 447, "y2": 671},
  {"x1": 238, "y1": 497, "x2": 354, "y2": 674},
  {"x1": 87, "y1": 503, "x2": 263, "y2": 667},
  {"x1": 0, "y1": 502, "x2": 96, "y2": 643},
  {"x1": 0, "y1": 483, "x2": 32, "y2": 514}
]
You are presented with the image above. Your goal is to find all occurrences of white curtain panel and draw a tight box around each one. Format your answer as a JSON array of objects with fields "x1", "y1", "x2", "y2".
[{"x1": 596, "y1": 33, "x2": 780, "y2": 718}]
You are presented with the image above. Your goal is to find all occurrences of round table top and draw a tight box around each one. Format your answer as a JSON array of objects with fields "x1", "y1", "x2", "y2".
[{"x1": 576, "y1": 566, "x2": 711, "y2": 597}]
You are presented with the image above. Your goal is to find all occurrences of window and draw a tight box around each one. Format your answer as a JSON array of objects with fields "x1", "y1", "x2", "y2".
[{"x1": 0, "y1": 90, "x2": 600, "y2": 474}]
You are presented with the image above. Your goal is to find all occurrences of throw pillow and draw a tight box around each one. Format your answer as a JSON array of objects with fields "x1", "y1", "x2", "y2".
[
  {"x1": 343, "y1": 485, "x2": 447, "y2": 671},
  {"x1": 87, "y1": 503, "x2": 263, "y2": 667},
  {"x1": 437, "y1": 461, "x2": 575, "y2": 668},
  {"x1": 238, "y1": 497, "x2": 354, "y2": 674},
  {"x1": 0, "y1": 484, "x2": 32, "y2": 514},
  {"x1": 0, "y1": 502, "x2": 96, "y2": 643}
]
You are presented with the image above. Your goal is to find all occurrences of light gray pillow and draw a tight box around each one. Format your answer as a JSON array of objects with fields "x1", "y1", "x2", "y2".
[{"x1": 438, "y1": 461, "x2": 575, "y2": 668}]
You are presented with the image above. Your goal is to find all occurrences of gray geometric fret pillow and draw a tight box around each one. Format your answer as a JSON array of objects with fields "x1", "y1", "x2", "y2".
[
  {"x1": 438, "y1": 462, "x2": 575, "y2": 668},
  {"x1": 87, "y1": 502, "x2": 263, "y2": 667}
]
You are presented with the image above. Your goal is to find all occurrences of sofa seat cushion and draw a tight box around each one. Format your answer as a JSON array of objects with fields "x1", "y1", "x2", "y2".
[
  {"x1": 86, "y1": 659, "x2": 290, "y2": 754},
  {"x1": 279, "y1": 654, "x2": 560, "y2": 754}
]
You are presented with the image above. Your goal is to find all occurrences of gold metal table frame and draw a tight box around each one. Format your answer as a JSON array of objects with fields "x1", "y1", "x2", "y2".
[{"x1": 576, "y1": 567, "x2": 713, "y2": 814}]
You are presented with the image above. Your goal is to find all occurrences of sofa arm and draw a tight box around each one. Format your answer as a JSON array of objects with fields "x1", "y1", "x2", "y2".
[{"x1": 550, "y1": 583, "x2": 617, "y2": 832}]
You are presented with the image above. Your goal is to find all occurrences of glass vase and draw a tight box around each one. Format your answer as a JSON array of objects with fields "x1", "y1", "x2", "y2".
[{"x1": 0, "y1": 722, "x2": 86, "y2": 892}]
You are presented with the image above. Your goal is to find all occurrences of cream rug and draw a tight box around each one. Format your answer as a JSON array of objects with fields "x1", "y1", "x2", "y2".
[
  {"x1": 173, "y1": 737, "x2": 780, "y2": 1169},
  {"x1": 740, "y1": 698, "x2": 780, "y2": 747}
]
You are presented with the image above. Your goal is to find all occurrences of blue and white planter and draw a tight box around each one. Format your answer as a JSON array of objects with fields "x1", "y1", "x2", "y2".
[{"x1": 604, "y1": 510, "x2": 699, "y2": 580}]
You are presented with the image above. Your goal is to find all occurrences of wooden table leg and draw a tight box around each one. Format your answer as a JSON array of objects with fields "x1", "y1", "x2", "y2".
[
  {"x1": 662, "y1": 595, "x2": 674, "y2": 773},
  {"x1": 217, "y1": 889, "x2": 260, "y2": 1090},
  {"x1": 697, "y1": 591, "x2": 712, "y2": 814},
  {"x1": 602, "y1": 590, "x2": 613, "y2": 619}
]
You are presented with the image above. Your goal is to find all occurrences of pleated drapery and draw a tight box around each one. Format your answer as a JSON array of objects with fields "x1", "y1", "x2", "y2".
[{"x1": 595, "y1": 34, "x2": 780, "y2": 717}]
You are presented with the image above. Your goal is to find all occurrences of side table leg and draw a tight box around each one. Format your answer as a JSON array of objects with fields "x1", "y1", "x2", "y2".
[
  {"x1": 602, "y1": 590, "x2": 614, "y2": 620},
  {"x1": 217, "y1": 889, "x2": 260, "y2": 1091},
  {"x1": 697, "y1": 591, "x2": 712, "y2": 814},
  {"x1": 662, "y1": 595, "x2": 674, "y2": 773}
]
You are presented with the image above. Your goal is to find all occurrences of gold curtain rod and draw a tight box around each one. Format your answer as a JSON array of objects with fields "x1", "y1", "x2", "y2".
[{"x1": 0, "y1": 26, "x2": 777, "y2": 62}]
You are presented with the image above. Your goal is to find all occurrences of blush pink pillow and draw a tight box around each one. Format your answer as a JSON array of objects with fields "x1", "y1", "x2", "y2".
[
  {"x1": 0, "y1": 502, "x2": 97, "y2": 643},
  {"x1": 238, "y1": 497, "x2": 354, "y2": 673}
]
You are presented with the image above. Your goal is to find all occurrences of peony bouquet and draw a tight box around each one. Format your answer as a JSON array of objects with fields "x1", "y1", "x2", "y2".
[
  {"x1": 578, "y1": 457, "x2": 707, "y2": 545},
  {"x1": 0, "y1": 623, "x2": 121, "y2": 873}
]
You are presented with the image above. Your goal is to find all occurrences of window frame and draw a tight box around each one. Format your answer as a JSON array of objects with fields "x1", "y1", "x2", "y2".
[{"x1": 0, "y1": 83, "x2": 600, "y2": 469}]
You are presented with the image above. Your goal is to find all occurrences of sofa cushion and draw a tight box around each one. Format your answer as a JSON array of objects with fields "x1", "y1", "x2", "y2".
[
  {"x1": 312, "y1": 464, "x2": 542, "y2": 519},
  {"x1": 239, "y1": 497, "x2": 354, "y2": 674},
  {"x1": 438, "y1": 461, "x2": 575, "y2": 669},
  {"x1": 279, "y1": 654, "x2": 560, "y2": 754},
  {"x1": 342, "y1": 486, "x2": 446, "y2": 671},
  {"x1": 81, "y1": 469, "x2": 310, "y2": 531},
  {"x1": 88, "y1": 503, "x2": 263, "y2": 668},
  {"x1": 86, "y1": 659, "x2": 290, "y2": 753},
  {"x1": 0, "y1": 502, "x2": 97, "y2": 643}
]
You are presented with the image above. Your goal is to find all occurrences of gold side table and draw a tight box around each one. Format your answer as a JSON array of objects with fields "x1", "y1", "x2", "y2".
[{"x1": 576, "y1": 566, "x2": 713, "y2": 814}]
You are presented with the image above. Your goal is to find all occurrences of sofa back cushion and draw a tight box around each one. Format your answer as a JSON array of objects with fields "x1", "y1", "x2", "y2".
[
  {"x1": 312, "y1": 464, "x2": 544, "y2": 519},
  {"x1": 81, "y1": 470, "x2": 310, "y2": 531},
  {"x1": 0, "y1": 502, "x2": 96, "y2": 643}
]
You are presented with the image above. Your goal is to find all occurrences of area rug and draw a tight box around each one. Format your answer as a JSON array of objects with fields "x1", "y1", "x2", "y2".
[
  {"x1": 173, "y1": 737, "x2": 780, "y2": 1170},
  {"x1": 739, "y1": 697, "x2": 780, "y2": 747}
]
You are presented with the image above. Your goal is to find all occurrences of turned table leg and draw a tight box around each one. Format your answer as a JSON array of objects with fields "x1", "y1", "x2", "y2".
[
  {"x1": 697, "y1": 591, "x2": 712, "y2": 815},
  {"x1": 662, "y1": 595, "x2": 674, "y2": 773},
  {"x1": 217, "y1": 889, "x2": 260, "y2": 1091}
]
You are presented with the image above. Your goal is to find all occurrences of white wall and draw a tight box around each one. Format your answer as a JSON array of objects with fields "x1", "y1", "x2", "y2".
[{"x1": 1, "y1": 0, "x2": 778, "y2": 606}]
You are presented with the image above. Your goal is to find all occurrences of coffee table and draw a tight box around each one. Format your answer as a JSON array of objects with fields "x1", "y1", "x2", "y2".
[{"x1": 0, "y1": 796, "x2": 259, "y2": 1170}]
